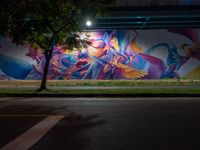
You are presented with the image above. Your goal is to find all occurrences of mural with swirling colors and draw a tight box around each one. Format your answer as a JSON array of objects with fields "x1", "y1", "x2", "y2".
[{"x1": 0, "y1": 29, "x2": 200, "y2": 80}]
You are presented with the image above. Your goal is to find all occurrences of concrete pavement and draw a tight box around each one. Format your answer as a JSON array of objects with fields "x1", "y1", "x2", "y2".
[
  {"x1": 0, "y1": 85, "x2": 200, "y2": 98},
  {"x1": 0, "y1": 85, "x2": 200, "y2": 90}
]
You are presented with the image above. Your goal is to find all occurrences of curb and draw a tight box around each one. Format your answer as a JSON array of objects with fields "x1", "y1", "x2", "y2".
[{"x1": 0, "y1": 94, "x2": 200, "y2": 98}]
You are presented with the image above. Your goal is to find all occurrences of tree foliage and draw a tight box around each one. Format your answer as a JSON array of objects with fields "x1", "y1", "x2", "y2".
[
  {"x1": 0, "y1": 0, "x2": 114, "y2": 89},
  {"x1": 1, "y1": 0, "x2": 114, "y2": 50}
]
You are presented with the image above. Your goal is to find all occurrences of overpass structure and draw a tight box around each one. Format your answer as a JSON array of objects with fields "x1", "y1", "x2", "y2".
[{"x1": 89, "y1": 0, "x2": 200, "y2": 29}]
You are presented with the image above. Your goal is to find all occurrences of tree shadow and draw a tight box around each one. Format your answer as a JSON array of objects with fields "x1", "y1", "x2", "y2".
[
  {"x1": 34, "y1": 88, "x2": 61, "y2": 94},
  {"x1": 0, "y1": 103, "x2": 106, "y2": 150},
  {"x1": 30, "y1": 110, "x2": 106, "y2": 150}
]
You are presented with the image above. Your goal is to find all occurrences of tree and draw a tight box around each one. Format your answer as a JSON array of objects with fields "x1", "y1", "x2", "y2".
[{"x1": 0, "y1": 0, "x2": 115, "y2": 90}]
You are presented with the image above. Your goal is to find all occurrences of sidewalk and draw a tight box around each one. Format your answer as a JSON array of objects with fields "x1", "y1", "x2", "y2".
[
  {"x1": 0, "y1": 85, "x2": 200, "y2": 90},
  {"x1": 0, "y1": 85, "x2": 200, "y2": 97}
]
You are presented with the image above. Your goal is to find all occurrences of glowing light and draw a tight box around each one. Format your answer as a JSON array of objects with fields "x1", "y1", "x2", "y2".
[{"x1": 86, "y1": 20, "x2": 92, "y2": 27}]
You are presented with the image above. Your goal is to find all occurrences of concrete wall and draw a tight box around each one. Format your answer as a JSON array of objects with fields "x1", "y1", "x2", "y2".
[{"x1": 0, "y1": 29, "x2": 200, "y2": 80}]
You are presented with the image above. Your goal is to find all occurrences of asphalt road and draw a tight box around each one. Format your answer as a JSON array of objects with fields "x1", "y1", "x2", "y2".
[{"x1": 0, "y1": 97, "x2": 200, "y2": 150}]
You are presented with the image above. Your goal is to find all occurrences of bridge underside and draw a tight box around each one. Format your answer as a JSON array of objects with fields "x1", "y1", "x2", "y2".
[{"x1": 90, "y1": 6, "x2": 200, "y2": 29}]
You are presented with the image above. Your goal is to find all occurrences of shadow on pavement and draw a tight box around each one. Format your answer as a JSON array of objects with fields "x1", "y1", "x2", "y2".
[
  {"x1": 30, "y1": 112, "x2": 105, "y2": 150},
  {"x1": 0, "y1": 103, "x2": 105, "y2": 150}
]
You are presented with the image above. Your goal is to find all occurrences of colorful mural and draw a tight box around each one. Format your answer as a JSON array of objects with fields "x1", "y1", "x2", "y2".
[{"x1": 0, "y1": 29, "x2": 200, "y2": 80}]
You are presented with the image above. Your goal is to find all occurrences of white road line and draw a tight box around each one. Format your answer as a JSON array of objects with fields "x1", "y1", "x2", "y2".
[
  {"x1": 0, "y1": 115, "x2": 53, "y2": 117},
  {"x1": 1, "y1": 115, "x2": 64, "y2": 150}
]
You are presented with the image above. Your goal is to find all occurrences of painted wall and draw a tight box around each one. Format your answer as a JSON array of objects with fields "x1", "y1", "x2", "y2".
[{"x1": 0, "y1": 29, "x2": 200, "y2": 80}]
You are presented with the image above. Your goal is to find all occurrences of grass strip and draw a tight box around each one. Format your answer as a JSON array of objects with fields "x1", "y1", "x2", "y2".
[
  {"x1": 0, "y1": 79, "x2": 200, "y2": 87},
  {"x1": 0, "y1": 88, "x2": 200, "y2": 95}
]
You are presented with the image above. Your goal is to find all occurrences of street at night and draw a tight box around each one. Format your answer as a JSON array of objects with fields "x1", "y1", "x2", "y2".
[
  {"x1": 1, "y1": 0, "x2": 200, "y2": 150},
  {"x1": 1, "y1": 97, "x2": 200, "y2": 150}
]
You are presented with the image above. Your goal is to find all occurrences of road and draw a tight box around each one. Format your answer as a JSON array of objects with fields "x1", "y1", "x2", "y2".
[{"x1": 0, "y1": 97, "x2": 200, "y2": 150}]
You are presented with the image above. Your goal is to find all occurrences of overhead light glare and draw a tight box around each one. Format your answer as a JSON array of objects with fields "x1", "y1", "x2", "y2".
[{"x1": 86, "y1": 20, "x2": 92, "y2": 27}]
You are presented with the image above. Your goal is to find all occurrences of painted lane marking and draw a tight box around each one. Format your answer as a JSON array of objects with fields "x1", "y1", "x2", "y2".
[
  {"x1": 0, "y1": 115, "x2": 53, "y2": 117},
  {"x1": 1, "y1": 115, "x2": 64, "y2": 150}
]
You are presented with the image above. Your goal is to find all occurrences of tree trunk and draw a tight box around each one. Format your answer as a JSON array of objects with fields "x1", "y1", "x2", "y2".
[{"x1": 39, "y1": 48, "x2": 53, "y2": 91}]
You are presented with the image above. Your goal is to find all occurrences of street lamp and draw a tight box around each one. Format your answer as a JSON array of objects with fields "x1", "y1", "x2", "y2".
[{"x1": 86, "y1": 20, "x2": 92, "y2": 27}]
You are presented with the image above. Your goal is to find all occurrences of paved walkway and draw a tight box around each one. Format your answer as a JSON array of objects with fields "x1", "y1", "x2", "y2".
[{"x1": 0, "y1": 85, "x2": 200, "y2": 90}]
